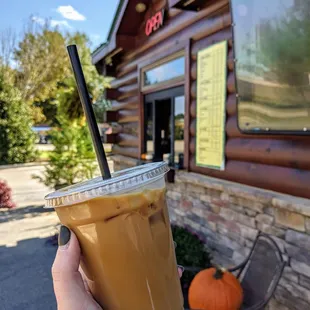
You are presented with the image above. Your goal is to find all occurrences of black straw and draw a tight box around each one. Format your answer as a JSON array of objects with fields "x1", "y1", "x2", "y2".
[{"x1": 67, "y1": 44, "x2": 111, "y2": 179}]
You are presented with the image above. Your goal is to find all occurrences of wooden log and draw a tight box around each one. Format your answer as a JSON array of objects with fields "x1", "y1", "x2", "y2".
[
  {"x1": 110, "y1": 71, "x2": 137, "y2": 89},
  {"x1": 104, "y1": 111, "x2": 118, "y2": 123},
  {"x1": 190, "y1": 93, "x2": 236, "y2": 118},
  {"x1": 226, "y1": 138, "x2": 310, "y2": 170},
  {"x1": 189, "y1": 158, "x2": 310, "y2": 199},
  {"x1": 111, "y1": 97, "x2": 138, "y2": 111},
  {"x1": 112, "y1": 145, "x2": 139, "y2": 158},
  {"x1": 226, "y1": 93, "x2": 237, "y2": 116},
  {"x1": 191, "y1": 50, "x2": 233, "y2": 81},
  {"x1": 190, "y1": 73, "x2": 235, "y2": 99},
  {"x1": 118, "y1": 109, "x2": 139, "y2": 123},
  {"x1": 189, "y1": 137, "x2": 310, "y2": 170},
  {"x1": 191, "y1": 27, "x2": 232, "y2": 60},
  {"x1": 106, "y1": 88, "x2": 120, "y2": 100},
  {"x1": 228, "y1": 48, "x2": 234, "y2": 71},
  {"x1": 117, "y1": 83, "x2": 138, "y2": 100},
  {"x1": 123, "y1": 1, "x2": 230, "y2": 63},
  {"x1": 118, "y1": 133, "x2": 139, "y2": 147},
  {"x1": 226, "y1": 116, "x2": 308, "y2": 141},
  {"x1": 102, "y1": 133, "x2": 118, "y2": 144},
  {"x1": 227, "y1": 72, "x2": 235, "y2": 93}
]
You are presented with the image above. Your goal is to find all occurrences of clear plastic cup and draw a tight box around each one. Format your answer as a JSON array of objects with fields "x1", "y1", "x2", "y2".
[{"x1": 45, "y1": 162, "x2": 184, "y2": 310}]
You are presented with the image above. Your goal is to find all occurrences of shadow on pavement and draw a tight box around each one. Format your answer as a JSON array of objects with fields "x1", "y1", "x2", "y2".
[
  {"x1": 0, "y1": 236, "x2": 57, "y2": 310},
  {"x1": 0, "y1": 205, "x2": 54, "y2": 224}
]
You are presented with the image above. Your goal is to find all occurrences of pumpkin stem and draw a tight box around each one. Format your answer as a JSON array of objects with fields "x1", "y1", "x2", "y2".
[{"x1": 213, "y1": 267, "x2": 225, "y2": 279}]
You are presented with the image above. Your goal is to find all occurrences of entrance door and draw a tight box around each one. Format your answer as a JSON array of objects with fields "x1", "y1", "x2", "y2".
[{"x1": 144, "y1": 86, "x2": 185, "y2": 167}]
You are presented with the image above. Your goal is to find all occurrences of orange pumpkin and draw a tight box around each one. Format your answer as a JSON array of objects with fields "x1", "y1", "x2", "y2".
[{"x1": 188, "y1": 267, "x2": 243, "y2": 310}]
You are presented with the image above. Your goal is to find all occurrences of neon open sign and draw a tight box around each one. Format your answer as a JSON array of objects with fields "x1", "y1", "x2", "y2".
[{"x1": 145, "y1": 9, "x2": 165, "y2": 36}]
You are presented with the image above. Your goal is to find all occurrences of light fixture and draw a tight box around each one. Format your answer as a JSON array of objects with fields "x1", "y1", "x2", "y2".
[{"x1": 135, "y1": 3, "x2": 147, "y2": 13}]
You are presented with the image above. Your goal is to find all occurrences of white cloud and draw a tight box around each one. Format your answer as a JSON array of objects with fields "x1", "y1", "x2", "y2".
[
  {"x1": 32, "y1": 16, "x2": 72, "y2": 29},
  {"x1": 57, "y1": 5, "x2": 86, "y2": 21},
  {"x1": 51, "y1": 20, "x2": 71, "y2": 28}
]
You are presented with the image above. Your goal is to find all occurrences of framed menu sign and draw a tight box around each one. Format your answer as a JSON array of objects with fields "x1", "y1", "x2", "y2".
[{"x1": 196, "y1": 41, "x2": 227, "y2": 170}]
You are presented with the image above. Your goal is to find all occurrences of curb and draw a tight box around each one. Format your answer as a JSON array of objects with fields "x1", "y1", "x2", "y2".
[{"x1": 0, "y1": 162, "x2": 49, "y2": 170}]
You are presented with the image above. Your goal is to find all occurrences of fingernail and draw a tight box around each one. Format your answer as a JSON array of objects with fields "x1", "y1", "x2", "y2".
[
  {"x1": 58, "y1": 225, "x2": 71, "y2": 248},
  {"x1": 174, "y1": 241, "x2": 177, "y2": 249},
  {"x1": 178, "y1": 265, "x2": 184, "y2": 272}
]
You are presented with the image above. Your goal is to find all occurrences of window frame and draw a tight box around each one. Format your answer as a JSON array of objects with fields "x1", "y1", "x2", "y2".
[
  {"x1": 141, "y1": 50, "x2": 185, "y2": 93},
  {"x1": 137, "y1": 39, "x2": 191, "y2": 169},
  {"x1": 230, "y1": 0, "x2": 310, "y2": 136}
]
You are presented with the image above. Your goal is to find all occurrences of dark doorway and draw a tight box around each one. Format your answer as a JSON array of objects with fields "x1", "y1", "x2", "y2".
[{"x1": 144, "y1": 86, "x2": 185, "y2": 167}]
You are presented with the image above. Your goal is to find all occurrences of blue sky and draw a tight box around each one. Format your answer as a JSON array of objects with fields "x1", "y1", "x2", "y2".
[{"x1": 0, "y1": 0, "x2": 119, "y2": 50}]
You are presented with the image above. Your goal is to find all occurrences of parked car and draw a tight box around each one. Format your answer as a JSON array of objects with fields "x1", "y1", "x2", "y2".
[{"x1": 32, "y1": 126, "x2": 52, "y2": 144}]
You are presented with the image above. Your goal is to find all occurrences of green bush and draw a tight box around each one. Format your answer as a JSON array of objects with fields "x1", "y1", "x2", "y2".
[
  {"x1": 33, "y1": 117, "x2": 97, "y2": 188},
  {"x1": 0, "y1": 74, "x2": 36, "y2": 164},
  {"x1": 172, "y1": 225, "x2": 212, "y2": 307}
]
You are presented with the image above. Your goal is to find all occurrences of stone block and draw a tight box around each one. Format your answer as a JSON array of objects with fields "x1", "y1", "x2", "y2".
[
  {"x1": 279, "y1": 277, "x2": 310, "y2": 304},
  {"x1": 180, "y1": 199, "x2": 193, "y2": 211},
  {"x1": 256, "y1": 213, "x2": 274, "y2": 225},
  {"x1": 217, "y1": 222, "x2": 244, "y2": 245},
  {"x1": 219, "y1": 208, "x2": 256, "y2": 228},
  {"x1": 188, "y1": 213, "x2": 207, "y2": 226},
  {"x1": 228, "y1": 195, "x2": 265, "y2": 213},
  {"x1": 220, "y1": 192, "x2": 230, "y2": 201},
  {"x1": 270, "y1": 236, "x2": 286, "y2": 253},
  {"x1": 286, "y1": 230, "x2": 310, "y2": 249},
  {"x1": 186, "y1": 183, "x2": 205, "y2": 196},
  {"x1": 236, "y1": 223, "x2": 259, "y2": 241},
  {"x1": 170, "y1": 182, "x2": 186, "y2": 193},
  {"x1": 230, "y1": 204, "x2": 245, "y2": 214},
  {"x1": 272, "y1": 196, "x2": 310, "y2": 217},
  {"x1": 291, "y1": 259, "x2": 310, "y2": 278},
  {"x1": 275, "y1": 285, "x2": 310, "y2": 310},
  {"x1": 166, "y1": 190, "x2": 182, "y2": 201},
  {"x1": 174, "y1": 208, "x2": 186, "y2": 217},
  {"x1": 305, "y1": 218, "x2": 310, "y2": 234},
  {"x1": 232, "y1": 250, "x2": 246, "y2": 265},
  {"x1": 285, "y1": 244, "x2": 310, "y2": 265},
  {"x1": 207, "y1": 213, "x2": 226, "y2": 225},
  {"x1": 244, "y1": 208, "x2": 257, "y2": 217},
  {"x1": 275, "y1": 209, "x2": 305, "y2": 232},
  {"x1": 283, "y1": 266, "x2": 299, "y2": 283},
  {"x1": 257, "y1": 222, "x2": 286, "y2": 238},
  {"x1": 184, "y1": 217, "x2": 201, "y2": 232},
  {"x1": 300, "y1": 275, "x2": 310, "y2": 290},
  {"x1": 264, "y1": 206, "x2": 275, "y2": 216},
  {"x1": 218, "y1": 234, "x2": 243, "y2": 251},
  {"x1": 266, "y1": 298, "x2": 290, "y2": 310}
]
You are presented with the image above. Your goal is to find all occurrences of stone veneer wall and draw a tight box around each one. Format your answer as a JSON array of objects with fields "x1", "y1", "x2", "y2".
[{"x1": 112, "y1": 155, "x2": 310, "y2": 310}]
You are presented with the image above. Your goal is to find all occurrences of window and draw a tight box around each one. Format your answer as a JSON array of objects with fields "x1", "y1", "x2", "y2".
[
  {"x1": 143, "y1": 87, "x2": 185, "y2": 168},
  {"x1": 231, "y1": 0, "x2": 310, "y2": 133},
  {"x1": 142, "y1": 54, "x2": 185, "y2": 89}
]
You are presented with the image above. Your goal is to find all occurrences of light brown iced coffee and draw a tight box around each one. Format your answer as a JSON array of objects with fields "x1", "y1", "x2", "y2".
[{"x1": 45, "y1": 162, "x2": 184, "y2": 310}]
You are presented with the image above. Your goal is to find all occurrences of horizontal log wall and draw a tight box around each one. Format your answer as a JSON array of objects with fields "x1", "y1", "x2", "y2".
[{"x1": 106, "y1": 0, "x2": 310, "y2": 198}]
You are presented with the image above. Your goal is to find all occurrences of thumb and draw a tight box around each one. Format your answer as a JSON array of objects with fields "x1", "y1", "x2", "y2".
[{"x1": 52, "y1": 226, "x2": 88, "y2": 308}]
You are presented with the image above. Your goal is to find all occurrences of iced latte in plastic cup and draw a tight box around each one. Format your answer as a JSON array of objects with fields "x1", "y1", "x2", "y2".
[{"x1": 45, "y1": 162, "x2": 184, "y2": 310}]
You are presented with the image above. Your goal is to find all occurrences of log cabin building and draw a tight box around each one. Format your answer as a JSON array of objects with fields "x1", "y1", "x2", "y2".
[{"x1": 93, "y1": 1, "x2": 310, "y2": 308}]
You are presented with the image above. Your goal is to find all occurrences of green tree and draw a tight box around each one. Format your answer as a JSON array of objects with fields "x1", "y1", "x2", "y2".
[
  {"x1": 14, "y1": 19, "x2": 69, "y2": 123},
  {"x1": 34, "y1": 117, "x2": 98, "y2": 188},
  {"x1": 56, "y1": 32, "x2": 109, "y2": 121},
  {"x1": 0, "y1": 73, "x2": 36, "y2": 164}
]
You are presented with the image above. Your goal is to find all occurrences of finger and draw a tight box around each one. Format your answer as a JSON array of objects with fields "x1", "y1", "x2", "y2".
[
  {"x1": 52, "y1": 226, "x2": 87, "y2": 306},
  {"x1": 178, "y1": 265, "x2": 184, "y2": 278}
]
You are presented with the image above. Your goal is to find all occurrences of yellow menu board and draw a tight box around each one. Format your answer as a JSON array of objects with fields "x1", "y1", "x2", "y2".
[{"x1": 196, "y1": 41, "x2": 227, "y2": 170}]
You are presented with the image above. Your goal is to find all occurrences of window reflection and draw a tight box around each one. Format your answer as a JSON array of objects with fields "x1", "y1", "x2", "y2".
[
  {"x1": 173, "y1": 96, "x2": 185, "y2": 166},
  {"x1": 231, "y1": 0, "x2": 310, "y2": 132},
  {"x1": 144, "y1": 56, "x2": 185, "y2": 87},
  {"x1": 145, "y1": 102, "x2": 154, "y2": 155}
]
